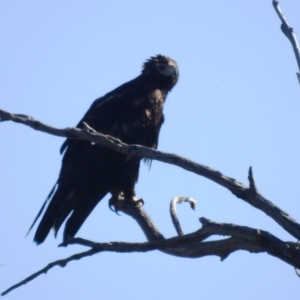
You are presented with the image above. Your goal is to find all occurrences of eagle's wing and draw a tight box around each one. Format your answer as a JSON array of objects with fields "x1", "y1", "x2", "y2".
[{"x1": 31, "y1": 83, "x2": 142, "y2": 243}]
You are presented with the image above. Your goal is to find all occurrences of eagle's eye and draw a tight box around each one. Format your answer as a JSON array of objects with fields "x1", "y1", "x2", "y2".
[{"x1": 158, "y1": 65, "x2": 165, "y2": 71}]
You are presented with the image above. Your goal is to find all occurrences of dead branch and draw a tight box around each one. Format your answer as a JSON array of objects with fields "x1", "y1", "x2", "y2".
[
  {"x1": 170, "y1": 197, "x2": 197, "y2": 236},
  {"x1": 273, "y1": 0, "x2": 300, "y2": 84},
  {"x1": 2, "y1": 214, "x2": 300, "y2": 296},
  {"x1": 1, "y1": 108, "x2": 300, "y2": 240}
]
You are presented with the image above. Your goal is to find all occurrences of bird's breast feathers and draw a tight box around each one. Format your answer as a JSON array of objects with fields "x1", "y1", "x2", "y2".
[{"x1": 107, "y1": 89, "x2": 165, "y2": 145}]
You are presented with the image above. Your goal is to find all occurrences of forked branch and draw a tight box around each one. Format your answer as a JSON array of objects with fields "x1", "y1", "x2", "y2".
[{"x1": 2, "y1": 213, "x2": 300, "y2": 296}]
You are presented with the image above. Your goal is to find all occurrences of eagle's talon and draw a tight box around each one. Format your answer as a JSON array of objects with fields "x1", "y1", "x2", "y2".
[
  {"x1": 135, "y1": 198, "x2": 144, "y2": 207},
  {"x1": 108, "y1": 195, "x2": 123, "y2": 214},
  {"x1": 108, "y1": 202, "x2": 121, "y2": 215},
  {"x1": 108, "y1": 195, "x2": 144, "y2": 213}
]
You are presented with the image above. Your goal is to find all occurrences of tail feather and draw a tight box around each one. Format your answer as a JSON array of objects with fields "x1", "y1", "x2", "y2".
[
  {"x1": 33, "y1": 185, "x2": 75, "y2": 244},
  {"x1": 33, "y1": 185, "x2": 108, "y2": 244},
  {"x1": 26, "y1": 184, "x2": 57, "y2": 238},
  {"x1": 63, "y1": 191, "x2": 107, "y2": 241}
]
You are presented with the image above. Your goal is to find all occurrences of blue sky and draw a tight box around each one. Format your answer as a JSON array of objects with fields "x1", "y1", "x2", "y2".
[{"x1": 1, "y1": 1, "x2": 300, "y2": 299}]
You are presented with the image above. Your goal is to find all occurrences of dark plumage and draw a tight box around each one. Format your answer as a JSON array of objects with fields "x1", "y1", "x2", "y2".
[{"x1": 30, "y1": 55, "x2": 179, "y2": 244}]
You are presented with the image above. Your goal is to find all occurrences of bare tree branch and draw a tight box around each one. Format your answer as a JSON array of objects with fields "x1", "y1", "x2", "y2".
[
  {"x1": 273, "y1": 0, "x2": 300, "y2": 84},
  {"x1": 1, "y1": 108, "x2": 300, "y2": 240},
  {"x1": 107, "y1": 199, "x2": 165, "y2": 242},
  {"x1": 170, "y1": 197, "x2": 197, "y2": 236},
  {"x1": 2, "y1": 215, "x2": 300, "y2": 296}
]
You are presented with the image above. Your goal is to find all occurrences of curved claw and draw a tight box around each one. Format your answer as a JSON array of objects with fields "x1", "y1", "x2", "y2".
[
  {"x1": 108, "y1": 197, "x2": 121, "y2": 215},
  {"x1": 108, "y1": 195, "x2": 144, "y2": 214},
  {"x1": 135, "y1": 198, "x2": 144, "y2": 207}
]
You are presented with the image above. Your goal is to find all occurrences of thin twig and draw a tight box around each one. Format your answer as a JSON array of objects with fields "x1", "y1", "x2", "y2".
[
  {"x1": 1, "y1": 242, "x2": 158, "y2": 296},
  {"x1": 248, "y1": 167, "x2": 258, "y2": 195},
  {"x1": 273, "y1": 0, "x2": 300, "y2": 84},
  {"x1": 170, "y1": 197, "x2": 197, "y2": 236}
]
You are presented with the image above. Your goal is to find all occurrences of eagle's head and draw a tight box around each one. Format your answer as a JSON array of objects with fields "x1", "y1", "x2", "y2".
[{"x1": 142, "y1": 55, "x2": 179, "y2": 91}]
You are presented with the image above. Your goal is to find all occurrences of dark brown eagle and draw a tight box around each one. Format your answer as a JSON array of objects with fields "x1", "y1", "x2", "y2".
[{"x1": 30, "y1": 55, "x2": 179, "y2": 244}]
